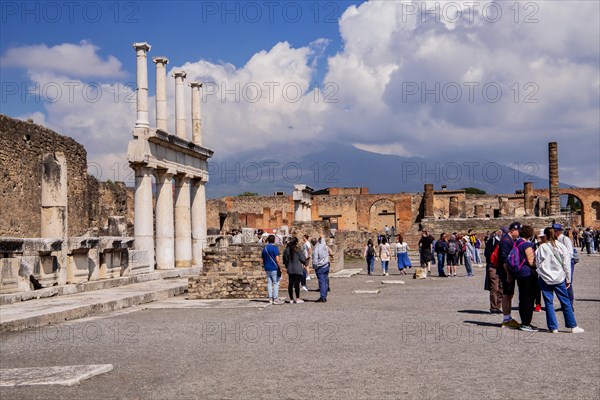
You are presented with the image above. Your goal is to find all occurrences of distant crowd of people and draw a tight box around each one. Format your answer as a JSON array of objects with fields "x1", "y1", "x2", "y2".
[{"x1": 261, "y1": 234, "x2": 331, "y2": 304}]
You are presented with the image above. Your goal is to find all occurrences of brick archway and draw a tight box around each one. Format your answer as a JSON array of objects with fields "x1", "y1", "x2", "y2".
[{"x1": 534, "y1": 188, "x2": 600, "y2": 228}]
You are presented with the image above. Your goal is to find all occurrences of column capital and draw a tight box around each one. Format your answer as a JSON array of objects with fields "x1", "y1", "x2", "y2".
[
  {"x1": 189, "y1": 81, "x2": 203, "y2": 89},
  {"x1": 133, "y1": 42, "x2": 151, "y2": 52},
  {"x1": 172, "y1": 70, "x2": 187, "y2": 80},
  {"x1": 156, "y1": 168, "x2": 177, "y2": 178},
  {"x1": 152, "y1": 56, "x2": 169, "y2": 65}
]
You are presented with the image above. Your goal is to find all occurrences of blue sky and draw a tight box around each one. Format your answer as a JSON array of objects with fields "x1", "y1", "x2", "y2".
[{"x1": 1, "y1": 1, "x2": 599, "y2": 190}]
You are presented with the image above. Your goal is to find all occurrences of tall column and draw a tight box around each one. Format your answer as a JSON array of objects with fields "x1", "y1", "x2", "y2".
[
  {"x1": 190, "y1": 81, "x2": 203, "y2": 145},
  {"x1": 548, "y1": 142, "x2": 560, "y2": 215},
  {"x1": 155, "y1": 170, "x2": 175, "y2": 270},
  {"x1": 175, "y1": 174, "x2": 192, "y2": 268},
  {"x1": 294, "y1": 202, "x2": 303, "y2": 222},
  {"x1": 191, "y1": 179, "x2": 207, "y2": 268},
  {"x1": 153, "y1": 56, "x2": 169, "y2": 131},
  {"x1": 173, "y1": 71, "x2": 187, "y2": 139},
  {"x1": 524, "y1": 182, "x2": 534, "y2": 216},
  {"x1": 424, "y1": 184, "x2": 434, "y2": 218},
  {"x1": 133, "y1": 42, "x2": 151, "y2": 129},
  {"x1": 134, "y1": 165, "x2": 155, "y2": 269}
]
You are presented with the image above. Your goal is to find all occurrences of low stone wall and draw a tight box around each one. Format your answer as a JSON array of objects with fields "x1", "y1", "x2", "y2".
[
  {"x1": 188, "y1": 243, "x2": 268, "y2": 299},
  {"x1": 420, "y1": 216, "x2": 570, "y2": 236}
]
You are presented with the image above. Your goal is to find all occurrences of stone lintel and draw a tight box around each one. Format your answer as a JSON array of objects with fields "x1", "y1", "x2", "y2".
[
  {"x1": 67, "y1": 237, "x2": 100, "y2": 251},
  {"x1": 152, "y1": 129, "x2": 213, "y2": 158},
  {"x1": 98, "y1": 237, "x2": 135, "y2": 251}
]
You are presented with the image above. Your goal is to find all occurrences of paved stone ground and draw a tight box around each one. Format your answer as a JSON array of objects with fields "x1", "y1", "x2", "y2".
[{"x1": 1, "y1": 256, "x2": 598, "y2": 399}]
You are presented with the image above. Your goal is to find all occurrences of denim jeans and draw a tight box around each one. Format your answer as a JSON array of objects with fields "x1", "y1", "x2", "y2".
[
  {"x1": 366, "y1": 256, "x2": 374, "y2": 274},
  {"x1": 567, "y1": 259, "x2": 575, "y2": 303},
  {"x1": 474, "y1": 249, "x2": 481, "y2": 264},
  {"x1": 381, "y1": 260, "x2": 389, "y2": 274},
  {"x1": 265, "y1": 270, "x2": 280, "y2": 299},
  {"x1": 538, "y1": 278, "x2": 577, "y2": 331},
  {"x1": 437, "y1": 253, "x2": 446, "y2": 276},
  {"x1": 464, "y1": 256, "x2": 473, "y2": 276},
  {"x1": 316, "y1": 264, "x2": 330, "y2": 299}
]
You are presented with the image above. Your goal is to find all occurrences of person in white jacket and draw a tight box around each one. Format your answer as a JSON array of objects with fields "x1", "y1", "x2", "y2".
[{"x1": 535, "y1": 228, "x2": 584, "y2": 334}]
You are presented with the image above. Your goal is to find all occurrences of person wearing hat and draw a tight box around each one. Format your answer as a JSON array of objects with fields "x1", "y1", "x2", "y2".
[
  {"x1": 497, "y1": 222, "x2": 522, "y2": 328},
  {"x1": 552, "y1": 223, "x2": 576, "y2": 307}
]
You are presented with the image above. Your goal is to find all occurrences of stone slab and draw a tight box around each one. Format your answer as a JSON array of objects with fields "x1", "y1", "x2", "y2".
[
  {"x1": 0, "y1": 279, "x2": 188, "y2": 333},
  {"x1": 331, "y1": 268, "x2": 362, "y2": 278},
  {"x1": 0, "y1": 364, "x2": 113, "y2": 387},
  {"x1": 352, "y1": 290, "x2": 381, "y2": 294},
  {"x1": 381, "y1": 280, "x2": 405, "y2": 285},
  {"x1": 142, "y1": 297, "x2": 270, "y2": 309}
]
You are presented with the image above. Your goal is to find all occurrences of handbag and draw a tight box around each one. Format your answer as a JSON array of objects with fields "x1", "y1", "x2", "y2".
[{"x1": 266, "y1": 246, "x2": 281, "y2": 277}]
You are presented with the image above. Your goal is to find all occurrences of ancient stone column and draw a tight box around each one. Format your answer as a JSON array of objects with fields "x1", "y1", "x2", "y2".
[
  {"x1": 133, "y1": 42, "x2": 151, "y2": 129},
  {"x1": 294, "y1": 202, "x2": 303, "y2": 222},
  {"x1": 155, "y1": 170, "x2": 175, "y2": 270},
  {"x1": 191, "y1": 179, "x2": 207, "y2": 269},
  {"x1": 424, "y1": 184, "x2": 434, "y2": 218},
  {"x1": 190, "y1": 81, "x2": 203, "y2": 145},
  {"x1": 524, "y1": 181, "x2": 534, "y2": 216},
  {"x1": 548, "y1": 142, "x2": 560, "y2": 215},
  {"x1": 449, "y1": 196, "x2": 460, "y2": 218},
  {"x1": 153, "y1": 56, "x2": 169, "y2": 131},
  {"x1": 173, "y1": 71, "x2": 187, "y2": 140},
  {"x1": 41, "y1": 153, "x2": 68, "y2": 239},
  {"x1": 134, "y1": 165, "x2": 155, "y2": 269},
  {"x1": 175, "y1": 175, "x2": 192, "y2": 268}
]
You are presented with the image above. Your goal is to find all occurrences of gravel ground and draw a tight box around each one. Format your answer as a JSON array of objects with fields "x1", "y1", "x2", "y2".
[{"x1": 1, "y1": 256, "x2": 599, "y2": 400}]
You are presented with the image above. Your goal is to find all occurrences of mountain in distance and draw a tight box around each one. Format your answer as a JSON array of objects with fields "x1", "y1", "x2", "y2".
[{"x1": 205, "y1": 143, "x2": 572, "y2": 198}]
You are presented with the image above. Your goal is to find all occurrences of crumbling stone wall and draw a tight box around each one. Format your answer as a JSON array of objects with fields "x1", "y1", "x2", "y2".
[{"x1": 0, "y1": 115, "x2": 134, "y2": 237}]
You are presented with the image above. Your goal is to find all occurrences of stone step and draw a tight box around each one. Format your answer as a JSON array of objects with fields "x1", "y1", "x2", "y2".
[
  {"x1": 0, "y1": 278, "x2": 188, "y2": 333},
  {"x1": 0, "y1": 267, "x2": 199, "y2": 306}
]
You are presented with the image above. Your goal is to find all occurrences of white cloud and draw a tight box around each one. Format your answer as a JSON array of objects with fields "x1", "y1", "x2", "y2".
[{"x1": 1, "y1": 41, "x2": 126, "y2": 78}]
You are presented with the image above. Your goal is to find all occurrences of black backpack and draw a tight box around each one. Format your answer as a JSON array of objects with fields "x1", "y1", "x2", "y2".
[{"x1": 367, "y1": 245, "x2": 375, "y2": 257}]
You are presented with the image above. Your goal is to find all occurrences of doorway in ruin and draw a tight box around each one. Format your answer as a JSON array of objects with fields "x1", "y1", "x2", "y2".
[
  {"x1": 369, "y1": 199, "x2": 396, "y2": 233},
  {"x1": 560, "y1": 194, "x2": 584, "y2": 227}
]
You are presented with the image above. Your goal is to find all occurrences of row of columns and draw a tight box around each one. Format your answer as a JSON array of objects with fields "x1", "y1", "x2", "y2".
[
  {"x1": 135, "y1": 167, "x2": 207, "y2": 269},
  {"x1": 134, "y1": 42, "x2": 204, "y2": 146},
  {"x1": 294, "y1": 202, "x2": 311, "y2": 222}
]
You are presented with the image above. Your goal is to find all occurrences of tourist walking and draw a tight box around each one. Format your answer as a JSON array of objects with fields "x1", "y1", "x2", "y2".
[
  {"x1": 261, "y1": 235, "x2": 284, "y2": 305},
  {"x1": 582, "y1": 228, "x2": 593, "y2": 254},
  {"x1": 484, "y1": 229, "x2": 503, "y2": 313},
  {"x1": 434, "y1": 233, "x2": 448, "y2": 277},
  {"x1": 395, "y1": 235, "x2": 411, "y2": 274},
  {"x1": 283, "y1": 237, "x2": 307, "y2": 304},
  {"x1": 364, "y1": 239, "x2": 376, "y2": 275},
  {"x1": 553, "y1": 224, "x2": 577, "y2": 306},
  {"x1": 379, "y1": 236, "x2": 391, "y2": 276},
  {"x1": 536, "y1": 228, "x2": 584, "y2": 333},
  {"x1": 312, "y1": 236, "x2": 330, "y2": 302},
  {"x1": 418, "y1": 230, "x2": 433, "y2": 275}
]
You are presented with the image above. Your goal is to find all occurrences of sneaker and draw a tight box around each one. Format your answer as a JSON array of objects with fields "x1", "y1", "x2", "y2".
[
  {"x1": 534, "y1": 304, "x2": 542, "y2": 312},
  {"x1": 550, "y1": 329, "x2": 559, "y2": 334},
  {"x1": 269, "y1": 298, "x2": 274, "y2": 304},
  {"x1": 295, "y1": 298, "x2": 305, "y2": 304},
  {"x1": 273, "y1": 298, "x2": 285, "y2": 305},
  {"x1": 306, "y1": 276, "x2": 311, "y2": 281},
  {"x1": 519, "y1": 325, "x2": 539, "y2": 332},
  {"x1": 489, "y1": 309, "x2": 503, "y2": 314},
  {"x1": 501, "y1": 319, "x2": 521, "y2": 329},
  {"x1": 569, "y1": 326, "x2": 585, "y2": 334},
  {"x1": 315, "y1": 297, "x2": 327, "y2": 303},
  {"x1": 301, "y1": 286, "x2": 309, "y2": 292}
]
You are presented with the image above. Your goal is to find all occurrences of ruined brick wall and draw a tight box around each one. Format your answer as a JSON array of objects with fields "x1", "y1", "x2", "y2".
[
  {"x1": 0, "y1": 115, "x2": 134, "y2": 238},
  {"x1": 206, "y1": 195, "x2": 293, "y2": 232},
  {"x1": 0, "y1": 115, "x2": 90, "y2": 237},
  {"x1": 420, "y1": 215, "x2": 570, "y2": 236}
]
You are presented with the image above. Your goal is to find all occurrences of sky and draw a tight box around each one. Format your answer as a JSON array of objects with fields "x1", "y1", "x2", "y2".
[{"x1": 1, "y1": 0, "x2": 599, "y2": 192}]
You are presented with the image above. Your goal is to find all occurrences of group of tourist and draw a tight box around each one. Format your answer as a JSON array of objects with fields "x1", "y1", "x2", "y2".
[
  {"x1": 363, "y1": 229, "x2": 485, "y2": 277},
  {"x1": 261, "y1": 234, "x2": 331, "y2": 304},
  {"x1": 485, "y1": 222, "x2": 585, "y2": 333},
  {"x1": 572, "y1": 227, "x2": 599, "y2": 255}
]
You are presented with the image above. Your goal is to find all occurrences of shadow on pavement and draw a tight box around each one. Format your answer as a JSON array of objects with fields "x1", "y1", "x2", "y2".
[
  {"x1": 463, "y1": 320, "x2": 501, "y2": 328},
  {"x1": 458, "y1": 310, "x2": 492, "y2": 315}
]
